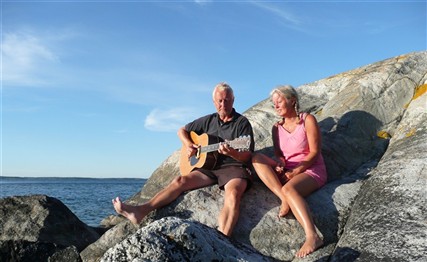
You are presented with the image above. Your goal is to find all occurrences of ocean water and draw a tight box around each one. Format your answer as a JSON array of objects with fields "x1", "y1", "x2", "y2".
[{"x1": 0, "y1": 176, "x2": 146, "y2": 227}]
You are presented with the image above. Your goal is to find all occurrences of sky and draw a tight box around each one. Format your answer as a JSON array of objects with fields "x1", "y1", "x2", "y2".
[{"x1": 2, "y1": 1, "x2": 426, "y2": 179}]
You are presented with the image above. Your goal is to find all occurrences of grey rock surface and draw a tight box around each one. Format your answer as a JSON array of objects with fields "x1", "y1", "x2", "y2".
[
  {"x1": 100, "y1": 51, "x2": 426, "y2": 262},
  {"x1": 1, "y1": 51, "x2": 426, "y2": 262},
  {"x1": 101, "y1": 217, "x2": 271, "y2": 262},
  {"x1": 0, "y1": 195, "x2": 99, "y2": 261}
]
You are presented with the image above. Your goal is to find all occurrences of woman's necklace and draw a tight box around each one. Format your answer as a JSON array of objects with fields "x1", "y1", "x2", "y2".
[{"x1": 282, "y1": 116, "x2": 299, "y2": 133}]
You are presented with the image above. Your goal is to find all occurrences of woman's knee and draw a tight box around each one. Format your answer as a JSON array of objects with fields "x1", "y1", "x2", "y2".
[
  {"x1": 281, "y1": 184, "x2": 297, "y2": 198},
  {"x1": 252, "y1": 153, "x2": 272, "y2": 168},
  {"x1": 252, "y1": 152, "x2": 268, "y2": 163},
  {"x1": 251, "y1": 152, "x2": 261, "y2": 163},
  {"x1": 253, "y1": 153, "x2": 278, "y2": 168}
]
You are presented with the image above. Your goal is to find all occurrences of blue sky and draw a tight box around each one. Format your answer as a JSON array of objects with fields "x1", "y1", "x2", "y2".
[{"x1": 2, "y1": 1, "x2": 426, "y2": 178}]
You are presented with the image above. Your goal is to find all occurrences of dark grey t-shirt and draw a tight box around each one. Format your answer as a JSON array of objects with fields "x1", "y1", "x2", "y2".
[{"x1": 184, "y1": 108, "x2": 255, "y2": 167}]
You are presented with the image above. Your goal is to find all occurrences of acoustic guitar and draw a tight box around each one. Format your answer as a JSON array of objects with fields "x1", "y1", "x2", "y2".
[{"x1": 179, "y1": 131, "x2": 251, "y2": 176}]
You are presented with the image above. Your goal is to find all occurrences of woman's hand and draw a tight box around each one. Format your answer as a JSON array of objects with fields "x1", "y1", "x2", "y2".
[
  {"x1": 284, "y1": 169, "x2": 298, "y2": 180},
  {"x1": 275, "y1": 163, "x2": 285, "y2": 174},
  {"x1": 275, "y1": 162, "x2": 290, "y2": 183}
]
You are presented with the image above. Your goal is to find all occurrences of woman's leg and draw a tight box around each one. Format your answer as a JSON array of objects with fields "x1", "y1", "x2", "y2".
[
  {"x1": 281, "y1": 174, "x2": 323, "y2": 257},
  {"x1": 112, "y1": 171, "x2": 215, "y2": 224},
  {"x1": 252, "y1": 153, "x2": 289, "y2": 217}
]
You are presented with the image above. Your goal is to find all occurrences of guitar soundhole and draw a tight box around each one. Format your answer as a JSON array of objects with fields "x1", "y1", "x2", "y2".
[{"x1": 189, "y1": 156, "x2": 199, "y2": 166}]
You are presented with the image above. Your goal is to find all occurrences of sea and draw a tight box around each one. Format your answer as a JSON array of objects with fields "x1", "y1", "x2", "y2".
[{"x1": 0, "y1": 176, "x2": 146, "y2": 227}]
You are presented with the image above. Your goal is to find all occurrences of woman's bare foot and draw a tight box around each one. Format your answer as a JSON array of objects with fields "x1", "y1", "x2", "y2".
[
  {"x1": 112, "y1": 197, "x2": 147, "y2": 225},
  {"x1": 295, "y1": 234, "x2": 323, "y2": 258},
  {"x1": 278, "y1": 201, "x2": 290, "y2": 218}
]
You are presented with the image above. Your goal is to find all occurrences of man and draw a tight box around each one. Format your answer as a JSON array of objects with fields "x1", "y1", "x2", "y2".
[{"x1": 112, "y1": 82, "x2": 255, "y2": 236}]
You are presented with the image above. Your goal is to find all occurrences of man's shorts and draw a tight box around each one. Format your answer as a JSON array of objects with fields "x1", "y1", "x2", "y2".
[{"x1": 197, "y1": 165, "x2": 253, "y2": 190}]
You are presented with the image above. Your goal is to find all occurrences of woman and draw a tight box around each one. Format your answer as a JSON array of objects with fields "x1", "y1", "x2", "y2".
[{"x1": 252, "y1": 85, "x2": 327, "y2": 258}]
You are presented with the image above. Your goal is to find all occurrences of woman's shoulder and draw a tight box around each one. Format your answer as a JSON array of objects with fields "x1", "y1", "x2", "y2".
[
  {"x1": 275, "y1": 118, "x2": 285, "y2": 126},
  {"x1": 300, "y1": 112, "x2": 316, "y2": 121},
  {"x1": 301, "y1": 113, "x2": 320, "y2": 131}
]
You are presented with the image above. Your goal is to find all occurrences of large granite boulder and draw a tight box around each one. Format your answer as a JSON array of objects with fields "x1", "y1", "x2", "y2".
[
  {"x1": 0, "y1": 195, "x2": 99, "y2": 261},
  {"x1": 101, "y1": 217, "x2": 271, "y2": 262},
  {"x1": 90, "y1": 51, "x2": 426, "y2": 262},
  {"x1": 2, "y1": 51, "x2": 425, "y2": 262},
  {"x1": 330, "y1": 82, "x2": 427, "y2": 261}
]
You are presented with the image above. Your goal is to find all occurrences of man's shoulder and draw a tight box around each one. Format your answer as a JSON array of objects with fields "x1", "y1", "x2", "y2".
[
  {"x1": 193, "y1": 112, "x2": 218, "y2": 122},
  {"x1": 231, "y1": 109, "x2": 244, "y2": 119},
  {"x1": 233, "y1": 111, "x2": 251, "y2": 124}
]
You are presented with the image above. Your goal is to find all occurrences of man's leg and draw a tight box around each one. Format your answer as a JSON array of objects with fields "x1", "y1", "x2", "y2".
[
  {"x1": 218, "y1": 178, "x2": 247, "y2": 236},
  {"x1": 113, "y1": 170, "x2": 215, "y2": 224}
]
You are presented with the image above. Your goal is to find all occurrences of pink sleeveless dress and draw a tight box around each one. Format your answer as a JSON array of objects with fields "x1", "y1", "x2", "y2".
[{"x1": 277, "y1": 113, "x2": 327, "y2": 187}]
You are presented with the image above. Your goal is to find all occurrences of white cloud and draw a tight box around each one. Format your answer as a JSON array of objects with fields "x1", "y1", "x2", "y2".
[
  {"x1": 2, "y1": 32, "x2": 59, "y2": 86},
  {"x1": 144, "y1": 107, "x2": 200, "y2": 132}
]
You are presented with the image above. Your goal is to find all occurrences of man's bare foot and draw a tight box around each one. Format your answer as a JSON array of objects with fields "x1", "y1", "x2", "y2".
[
  {"x1": 278, "y1": 201, "x2": 290, "y2": 218},
  {"x1": 295, "y1": 234, "x2": 323, "y2": 258},
  {"x1": 112, "y1": 197, "x2": 146, "y2": 225}
]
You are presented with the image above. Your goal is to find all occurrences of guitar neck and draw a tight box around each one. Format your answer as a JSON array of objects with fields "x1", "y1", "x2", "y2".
[
  {"x1": 196, "y1": 134, "x2": 250, "y2": 154},
  {"x1": 200, "y1": 143, "x2": 221, "y2": 154}
]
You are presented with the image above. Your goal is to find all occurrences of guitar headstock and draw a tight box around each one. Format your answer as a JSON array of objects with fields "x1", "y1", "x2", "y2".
[{"x1": 228, "y1": 135, "x2": 251, "y2": 151}]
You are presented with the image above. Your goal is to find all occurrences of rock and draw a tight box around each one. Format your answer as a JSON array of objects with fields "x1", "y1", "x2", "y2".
[
  {"x1": 80, "y1": 220, "x2": 138, "y2": 262},
  {"x1": 0, "y1": 195, "x2": 99, "y2": 261},
  {"x1": 100, "y1": 217, "x2": 271, "y2": 262},
  {"x1": 330, "y1": 87, "x2": 427, "y2": 261},
  {"x1": 96, "y1": 51, "x2": 424, "y2": 261},
  {"x1": 0, "y1": 240, "x2": 81, "y2": 262},
  {"x1": 3, "y1": 51, "x2": 426, "y2": 262},
  {"x1": 48, "y1": 246, "x2": 82, "y2": 262}
]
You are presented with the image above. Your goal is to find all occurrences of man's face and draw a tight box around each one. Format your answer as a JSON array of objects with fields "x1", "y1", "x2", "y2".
[{"x1": 213, "y1": 89, "x2": 234, "y2": 119}]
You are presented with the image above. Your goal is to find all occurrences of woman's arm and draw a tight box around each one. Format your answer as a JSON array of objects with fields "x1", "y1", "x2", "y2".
[
  {"x1": 272, "y1": 123, "x2": 287, "y2": 173},
  {"x1": 272, "y1": 123, "x2": 284, "y2": 161}
]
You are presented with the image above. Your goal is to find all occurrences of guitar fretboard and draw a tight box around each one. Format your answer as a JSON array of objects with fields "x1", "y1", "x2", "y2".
[
  {"x1": 200, "y1": 140, "x2": 247, "y2": 153},
  {"x1": 201, "y1": 143, "x2": 221, "y2": 153}
]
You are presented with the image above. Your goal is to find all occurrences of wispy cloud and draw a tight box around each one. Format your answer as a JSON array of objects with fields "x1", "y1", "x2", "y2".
[
  {"x1": 2, "y1": 27, "x2": 82, "y2": 88},
  {"x1": 2, "y1": 31, "x2": 59, "y2": 86},
  {"x1": 144, "y1": 107, "x2": 201, "y2": 132},
  {"x1": 194, "y1": 0, "x2": 212, "y2": 5},
  {"x1": 250, "y1": 1, "x2": 302, "y2": 27}
]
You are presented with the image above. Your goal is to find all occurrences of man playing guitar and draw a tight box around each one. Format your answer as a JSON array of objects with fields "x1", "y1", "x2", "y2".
[{"x1": 112, "y1": 82, "x2": 254, "y2": 237}]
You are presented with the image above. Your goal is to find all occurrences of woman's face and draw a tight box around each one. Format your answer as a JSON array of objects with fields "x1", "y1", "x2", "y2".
[{"x1": 272, "y1": 92, "x2": 295, "y2": 117}]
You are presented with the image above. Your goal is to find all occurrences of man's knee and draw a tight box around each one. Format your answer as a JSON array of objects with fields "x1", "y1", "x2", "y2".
[
  {"x1": 171, "y1": 175, "x2": 189, "y2": 188},
  {"x1": 224, "y1": 181, "x2": 246, "y2": 205}
]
